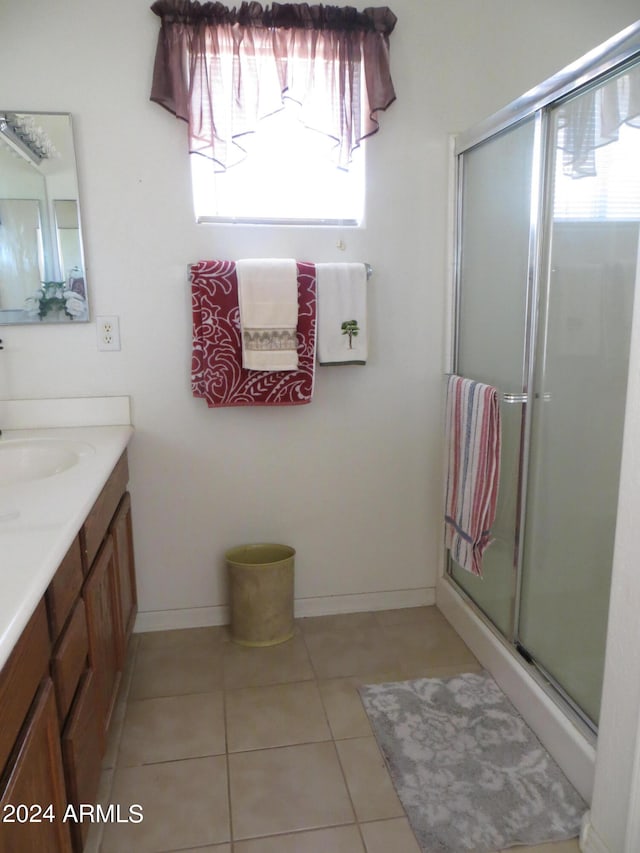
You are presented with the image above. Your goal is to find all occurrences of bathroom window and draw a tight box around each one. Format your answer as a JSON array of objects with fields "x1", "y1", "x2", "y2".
[
  {"x1": 149, "y1": 1, "x2": 396, "y2": 226},
  {"x1": 190, "y1": 102, "x2": 366, "y2": 225}
]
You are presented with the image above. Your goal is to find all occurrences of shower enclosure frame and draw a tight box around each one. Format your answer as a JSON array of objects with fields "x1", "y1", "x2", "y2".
[{"x1": 440, "y1": 19, "x2": 640, "y2": 800}]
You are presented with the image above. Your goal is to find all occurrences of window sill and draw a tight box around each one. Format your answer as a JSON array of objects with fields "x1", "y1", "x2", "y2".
[{"x1": 196, "y1": 216, "x2": 361, "y2": 227}]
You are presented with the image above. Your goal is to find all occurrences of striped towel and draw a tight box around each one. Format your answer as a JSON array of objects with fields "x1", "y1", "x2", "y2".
[{"x1": 444, "y1": 375, "x2": 502, "y2": 577}]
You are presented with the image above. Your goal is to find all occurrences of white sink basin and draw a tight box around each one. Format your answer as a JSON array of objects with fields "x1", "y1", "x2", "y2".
[{"x1": 0, "y1": 439, "x2": 95, "y2": 487}]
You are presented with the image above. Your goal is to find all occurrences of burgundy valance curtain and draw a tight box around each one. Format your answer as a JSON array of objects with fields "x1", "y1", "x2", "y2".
[{"x1": 150, "y1": 1, "x2": 397, "y2": 169}]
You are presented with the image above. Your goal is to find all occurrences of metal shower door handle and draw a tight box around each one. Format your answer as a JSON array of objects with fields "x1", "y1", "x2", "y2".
[{"x1": 501, "y1": 391, "x2": 551, "y2": 404}]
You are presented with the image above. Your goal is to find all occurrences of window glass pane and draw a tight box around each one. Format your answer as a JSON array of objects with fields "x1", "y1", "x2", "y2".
[{"x1": 191, "y1": 102, "x2": 365, "y2": 223}]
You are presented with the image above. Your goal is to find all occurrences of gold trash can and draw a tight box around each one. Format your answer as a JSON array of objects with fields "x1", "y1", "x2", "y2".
[{"x1": 225, "y1": 544, "x2": 295, "y2": 647}]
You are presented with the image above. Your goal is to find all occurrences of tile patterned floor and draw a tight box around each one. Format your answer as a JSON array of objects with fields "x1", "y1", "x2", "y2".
[{"x1": 87, "y1": 606, "x2": 582, "y2": 853}]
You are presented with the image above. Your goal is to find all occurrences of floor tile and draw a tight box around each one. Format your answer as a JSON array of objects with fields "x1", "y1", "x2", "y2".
[
  {"x1": 317, "y1": 677, "x2": 373, "y2": 740},
  {"x1": 112, "y1": 607, "x2": 506, "y2": 852},
  {"x1": 129, "y1": 642, "x2": 224, "y2": 700},
  {"x1": 163, "y1": 846, "x2": 231, "y2": 852},
  {"x1": 101, "y1": 755, "x2": 229, "y2": 852},
  {"x1": 117, "y1": 635, "x2": 139, "y2": 706},
  {"x1": 102, "y1": 696, "x2": 127, "y2": 770},
  {"x1": 382, "y1": 617, "x2": 477, "y2": 670},
  {"x1": 229, "y1": 741, "x2": 354, "y2": 839},
  {"x1": 137, "y1": 626, "x2": 227, "y2": 650},
  {"x1": 335, "y1": 736, "x2": 404, "y2": 822},
  {"x1": 118, "y1": 691, "x2": 225, "y2": 766},
  {"x1": 223, "y1": 634, "x2": 314, "y2": 689},
  {"x1": 303, "y1": 626, "x2": 400, "y2": 678},
  {"x1": 96, "y1": 767, "x2": 114, "y2": 809},
  {"x1": 399, "y1": 661, "x2": 484, "y2": 680},
  {"x1": 234, "y1": 825, "x2": 365, "y2": 852},
  {"x1": 82, "y1": 822, "x2": 102, "y2": 853},
  {"x1": 102, "y1": 649, "x2": 136, "y2": 768},
  {"x1": 506, "y1": 841, "x2": 581, "y2": 853},
  {"x1": 162, "y1": 846, "x2": 231, "y2": 852},
  {"x1": 299, "y1": 611, "x2": 379, "y2": 635},
  {"x1": 81, "y1": 766, "x2": 113, "y2": 852},
  {"x1": 226, "y1": 681, "x2": 331, "y2": 751},
  {"x1": 374, "y1": 606, "x2": 433, "y2": 626},
  {"x1": 360, "y1": 818, "x2": 421, "y2": 853}
]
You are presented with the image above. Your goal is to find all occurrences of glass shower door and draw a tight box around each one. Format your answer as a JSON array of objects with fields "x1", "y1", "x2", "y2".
[
  {"x1": 517, "y1": 62, "x2": 640, "y2": 725},
  {"x1": 451, "y1": 117, "x2": 538, "y2": 637}
]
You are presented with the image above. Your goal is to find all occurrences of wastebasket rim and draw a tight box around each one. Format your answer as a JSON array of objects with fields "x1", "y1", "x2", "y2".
[{"x1": 225, "y1": 543, "x2": 295, "y2": 566}]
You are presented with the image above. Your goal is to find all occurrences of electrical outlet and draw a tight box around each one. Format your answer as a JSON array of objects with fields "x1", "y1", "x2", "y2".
[{"x1": 97, "y1": 315, "x2": 121, "y2": 351}]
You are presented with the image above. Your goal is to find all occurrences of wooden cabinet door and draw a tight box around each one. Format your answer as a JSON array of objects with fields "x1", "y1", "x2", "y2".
[
  {"x1": 83, "y1": 537, "x2": 120, "y2": 748},
  {"x1": 0, "y1": 679, "x2": 72, "y2": 853},
  {"x1": 111, "y1": 492, "x2": 137, "y2": 667},
  {"x1": 0, "y1": 600, "x2": 50, "y2": 777},
  {"x1": 62, "y1": 669, "x2": 102, "y2": 852}
]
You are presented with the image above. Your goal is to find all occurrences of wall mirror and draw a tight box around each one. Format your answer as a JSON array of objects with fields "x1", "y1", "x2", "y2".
[{"x1": 0, "y1": 112, "x2": 88, "y2": 324}]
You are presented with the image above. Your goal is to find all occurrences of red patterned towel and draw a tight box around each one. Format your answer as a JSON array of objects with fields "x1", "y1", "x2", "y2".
[{"x1": 191, "y1": 260, "x2": 316, "y2": 407}]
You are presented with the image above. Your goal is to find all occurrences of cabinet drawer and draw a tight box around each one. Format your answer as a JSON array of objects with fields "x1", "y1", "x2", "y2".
[
  {"x1": 50, "y1": 600, "x2": 89, "y2": 726},
  {"x1": 62, "y1": 669, "x2": 102, "y2": 852},
  {"x1": 45, "y1": 536, "x2": 84, "y2": 643},
  {"x1": 82, "y1": 450, "x2": 129, "y2": 570},
  {"x1": 0, "y1": 601, "x2": 50, "y2": 776}
]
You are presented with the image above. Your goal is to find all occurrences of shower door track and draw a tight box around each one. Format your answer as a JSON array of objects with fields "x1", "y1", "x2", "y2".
[
  {"x1": 444, "y1": 563, "x2": 597, "y2": 741},
  {"x1": 515, "y1": 641, "x2": 599, "y2": 735}
]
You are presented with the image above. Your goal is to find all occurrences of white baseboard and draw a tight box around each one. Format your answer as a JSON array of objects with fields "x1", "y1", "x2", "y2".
[
  {"x1": 134, "y1": 605, "x2": 230, "y2": 633},
  {"x1": 294, "y1": 586, "x2": 435, "y2": 618},
  {"x1": 580, "y1": 812, "x2": 611, "y2": 853},
  {"x1": 134, "y1": 586, "x2": 434, "y2": 633}
]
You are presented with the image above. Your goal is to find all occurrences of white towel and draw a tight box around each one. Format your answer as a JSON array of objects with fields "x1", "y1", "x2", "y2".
[
  {"x1": 316, "y1": 263, "x2": 368, "y2": 364},
  {"x1": 236, "y1": 258, "x2": 299, "y2": 371}
]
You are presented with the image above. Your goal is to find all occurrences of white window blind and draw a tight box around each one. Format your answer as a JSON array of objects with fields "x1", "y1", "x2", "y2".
[{"x1": 554, "y1": 122, "x2": 640, "y2": 221}]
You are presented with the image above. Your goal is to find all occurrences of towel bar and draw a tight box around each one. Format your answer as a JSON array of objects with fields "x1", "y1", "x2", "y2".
[
  {"x1": 188, "y1": 261, "x2": 373, "y2": 279},
  {"x1": 444, "y1": 375, "x2": 550, "y2": 405}
]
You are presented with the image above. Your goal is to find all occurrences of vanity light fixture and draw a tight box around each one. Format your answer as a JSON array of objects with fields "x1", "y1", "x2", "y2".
[{"x1": 0, "y1": 113, "x2": 57, "y2": 166}]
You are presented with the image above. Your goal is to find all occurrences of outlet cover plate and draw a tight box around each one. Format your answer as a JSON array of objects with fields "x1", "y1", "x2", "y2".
[{"x1": 97, "y1": 315, "x2": 121, "y2": 351}]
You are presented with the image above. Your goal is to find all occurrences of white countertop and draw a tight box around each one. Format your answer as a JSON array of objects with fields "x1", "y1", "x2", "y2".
[{"x1": 0, "y1": 423, "x2": 133, "y2": 670}]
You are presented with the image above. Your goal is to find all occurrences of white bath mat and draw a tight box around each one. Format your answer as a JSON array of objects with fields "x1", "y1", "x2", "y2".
[{"x1": 359, "y1": 671, "x2": 586, "y2": 852}]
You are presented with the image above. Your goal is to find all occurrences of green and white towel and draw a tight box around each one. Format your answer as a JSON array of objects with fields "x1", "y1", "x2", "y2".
[{"x1": 316, "y1": 262, "x2": 368, "y2": 365}]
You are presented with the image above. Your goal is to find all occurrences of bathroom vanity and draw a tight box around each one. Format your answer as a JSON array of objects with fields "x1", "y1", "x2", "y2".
[{"x1": 0, "y1": 416, "x2": 135, "y2": 853}]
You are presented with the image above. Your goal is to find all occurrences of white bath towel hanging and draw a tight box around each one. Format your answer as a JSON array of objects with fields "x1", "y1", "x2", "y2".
[
  {"x1": 316, "y1": 263, "x2": 368, "y2": 364},
  {"x1": 236, "y1": 258, "x2": 299, "y2": 370}
]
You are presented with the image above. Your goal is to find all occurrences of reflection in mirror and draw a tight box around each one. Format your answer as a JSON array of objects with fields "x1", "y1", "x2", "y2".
[{"x1": 0, "y1": 112, "x2": 88, "y2": 324}]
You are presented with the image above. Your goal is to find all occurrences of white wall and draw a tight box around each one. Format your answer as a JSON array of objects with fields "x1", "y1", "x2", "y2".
[
  {"x1": 1, "y1": 1, "x2": 638, "y2": 627},
  {"x1": 584, "y1": 240, "x2": 640, "y2": 851}
]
